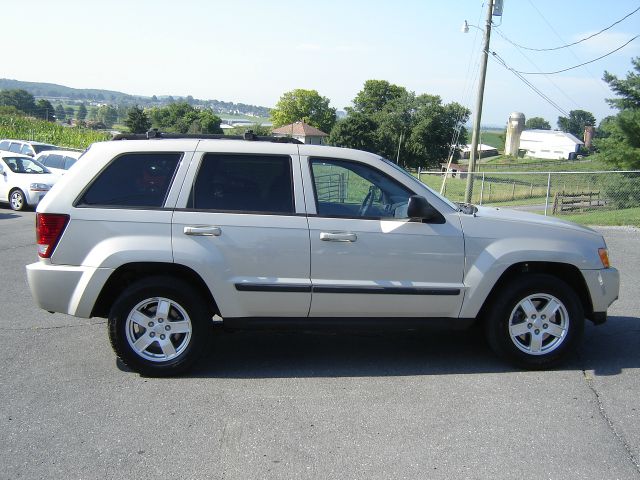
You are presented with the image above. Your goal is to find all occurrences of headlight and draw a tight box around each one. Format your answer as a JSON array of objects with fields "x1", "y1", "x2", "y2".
[{"x1": 30, "y1": 183, "x2": 51, "y2": 192}]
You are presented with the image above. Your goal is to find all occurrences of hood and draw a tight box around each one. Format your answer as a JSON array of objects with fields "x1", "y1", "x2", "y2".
[{"x1": 469, "y1": 205, "x2": 600, "y2": 236}]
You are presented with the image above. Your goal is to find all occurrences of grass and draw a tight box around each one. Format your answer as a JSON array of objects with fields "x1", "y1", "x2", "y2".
[
  {"x1": 478, "y1": 130, "x2": 504, "y2": 151},
  {"x1": 559, "y1": 207, "x2": 640, "y2": 227}
]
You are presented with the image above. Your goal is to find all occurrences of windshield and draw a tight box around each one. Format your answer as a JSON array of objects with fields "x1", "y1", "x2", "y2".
[
  {"x1": 2, "y1": 157, "x2": 50, "y2": 174},
  {"x1": 32, "y1": 144, "x2": 58, "y2": 154},
  {"x1": 379, "y1": 157, "x2": 459, "y2": 210}
]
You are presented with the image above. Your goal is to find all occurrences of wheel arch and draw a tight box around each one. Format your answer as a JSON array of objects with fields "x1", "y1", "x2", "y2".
[
  {"x1": 476, "y1": 262, "x2": 594, "y2": 322},
  {"x1": 91, "y1": 262, "x2": 219, "y2": 318}
]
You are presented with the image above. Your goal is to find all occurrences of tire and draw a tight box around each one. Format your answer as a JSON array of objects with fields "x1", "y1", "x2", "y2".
[
  {"x1": 108, "y1": 276, "x2": 212, "y2": 377},
  {"x1": 484, "y1": 274, "x2": 584, "y2": 369},
  {"x1": 9, "y1": 189, "x2": 26, "y2": 211}
]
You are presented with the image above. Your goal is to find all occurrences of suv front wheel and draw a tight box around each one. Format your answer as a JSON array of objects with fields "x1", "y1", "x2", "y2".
[
  {"x1": 484, "y1": 274, "x2": 584, "y2": 369},
  {"x1": 108, "y1": 276, "x2": 211, "y2": 376}
]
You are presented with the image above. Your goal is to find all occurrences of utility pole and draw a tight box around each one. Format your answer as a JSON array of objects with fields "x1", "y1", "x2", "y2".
[{"x1": 464, "y1": 0, "x2": 494, "y2": 204}]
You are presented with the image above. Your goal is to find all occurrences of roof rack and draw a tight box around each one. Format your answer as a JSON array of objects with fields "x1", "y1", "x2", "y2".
[{"x1": 112, "y1": 129, "x2": 302, "y2": 144}]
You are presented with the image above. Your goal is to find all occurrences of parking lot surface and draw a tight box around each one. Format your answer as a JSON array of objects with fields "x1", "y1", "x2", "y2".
[{"x1": 1, "y1": 209, "x2": 639, "y2": 480}]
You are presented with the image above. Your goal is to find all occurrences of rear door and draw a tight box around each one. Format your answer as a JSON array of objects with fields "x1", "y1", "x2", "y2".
[{"x1": 172, "y1": 142, "x2": 311, "y2": 319}]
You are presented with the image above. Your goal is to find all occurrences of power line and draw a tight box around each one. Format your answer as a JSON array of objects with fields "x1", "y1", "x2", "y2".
[
  {"x1": 494, "y1": 5, "x2": 640, "y2": 51},
  {"x1": 512, "y1": 35, "x2": 639, "y2": 75},
  {"x1": 490, "y1": 51, "x2": 570, "y2": 117}
]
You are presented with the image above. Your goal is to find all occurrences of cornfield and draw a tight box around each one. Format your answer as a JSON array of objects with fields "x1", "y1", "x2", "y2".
[{"x1": 0, "y1": 114, "x2": 111, "y2": 149}]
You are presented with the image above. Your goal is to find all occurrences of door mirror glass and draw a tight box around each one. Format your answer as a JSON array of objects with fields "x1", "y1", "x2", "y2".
[{"x1": 407, "y1": 195, "x2": 443, "y2": 222}]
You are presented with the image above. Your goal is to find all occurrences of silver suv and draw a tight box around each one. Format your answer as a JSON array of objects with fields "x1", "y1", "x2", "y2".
[{"x1": 26, "y1": 133, "x2": 619, "y2": 376}]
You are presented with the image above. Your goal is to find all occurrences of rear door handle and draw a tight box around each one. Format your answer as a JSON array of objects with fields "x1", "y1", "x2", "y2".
[
  {"x1": 184, "y1": 225, "x2": 222, "y2": 236},
  {"x1": 320, "y1": 231, "x2": 357, "y2": 242}
]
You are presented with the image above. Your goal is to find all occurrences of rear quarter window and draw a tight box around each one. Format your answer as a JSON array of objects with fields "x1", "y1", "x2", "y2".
[{"x1": 76, "y1": 152, "x2": 182, "y2": 208}]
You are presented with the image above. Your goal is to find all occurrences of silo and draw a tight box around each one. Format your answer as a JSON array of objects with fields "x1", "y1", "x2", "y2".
[
  {"x1": 584, "y1": 126, "x2": 595, "y2": 149},
  {"x1": 504, "y1": 112, "x2": 525, "y2": 156}
]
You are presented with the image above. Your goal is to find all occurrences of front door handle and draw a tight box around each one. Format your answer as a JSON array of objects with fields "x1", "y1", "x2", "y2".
[
  {"x1": 184, "y1": 225, "x2": 222, "y2": 236},
  {"x1": 320, "y1": 231, "x2": 357, "y2": 242}
]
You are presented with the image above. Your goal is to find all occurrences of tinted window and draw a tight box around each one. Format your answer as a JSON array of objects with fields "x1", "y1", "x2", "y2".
[
  {"x1": 0, "y1": 141, "x2": 10, "y2": 150},
  {"x1": 310, "y1": 158, "x2": 413, "y2": 219},
  {"x1": 20, "y1": 144, "x2": 33, "y2": 156},
  {"x1": 63, "y1": 156, "x2": 77, "y2": 169},
  {"x1": 43, "y1": 154, "x2": 65, "y2": 169},
  {"x1": 9, "y1": 143, "x2": 22, "y2": 153},
  {"x1": 189, "y1": 154, "x2": 293, "y2": 214},
  {"x1": 77, "y1": 152, "x2": 181, "y2": 208},
  {"x1": 32, "y1": 144, "x2": 57, "y2": 154}
]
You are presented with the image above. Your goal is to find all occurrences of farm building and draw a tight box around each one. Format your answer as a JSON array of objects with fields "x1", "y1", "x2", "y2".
[
  {"x1": 460, "y1": 143, "x2": 499, "y2": 159},
  {"x1": 272, "y1": 121, "x2": 328, "y2": 145},
  {"x1": 519, "y1": 130, "x2": 583, "y2": 160}
]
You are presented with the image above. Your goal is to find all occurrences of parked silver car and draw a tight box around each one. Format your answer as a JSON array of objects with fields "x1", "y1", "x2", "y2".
[{"x1": 26, "y1": 133, "x2": 619, "y2": 376}]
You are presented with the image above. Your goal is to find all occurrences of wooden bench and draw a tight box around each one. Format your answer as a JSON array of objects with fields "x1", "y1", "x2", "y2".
[{"x1": 552, "y1": 191, "x2": 602, "y2": 214}]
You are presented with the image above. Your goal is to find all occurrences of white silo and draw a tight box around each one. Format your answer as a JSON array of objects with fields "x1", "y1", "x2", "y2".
[{"x1": 504, "y1": 112, "x2": 525, "y2": 156}]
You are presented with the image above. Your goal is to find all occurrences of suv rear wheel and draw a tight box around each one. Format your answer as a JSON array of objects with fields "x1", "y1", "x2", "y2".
[
  {"x1": 484, "y1": 274, "x2": 584, "y2": 369},
  {"x1": 108, "y1": 276, "x2": 211, "y2": 376}
]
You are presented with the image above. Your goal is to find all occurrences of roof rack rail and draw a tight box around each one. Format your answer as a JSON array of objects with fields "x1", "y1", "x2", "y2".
[{"x1": 111, "y1": 129, "x2": 302, "y2": 144}]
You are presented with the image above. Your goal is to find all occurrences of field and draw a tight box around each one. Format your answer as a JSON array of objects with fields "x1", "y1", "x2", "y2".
[{"x1": 0, "y1": 114, "x2": 110, "y2": 149}]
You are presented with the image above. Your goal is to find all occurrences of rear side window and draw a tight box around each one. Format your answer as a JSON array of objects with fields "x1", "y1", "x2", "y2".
[
  {"x1": 188, "y1": 154, "x2": 294, "y2": 214},
  {"x1": 77, "y1": 152, "x2": 181, "y2": 208},
  {"x1": 43, "y1": 154, "x2": 65, "y2": 169},
  {"x1": 9, "y1": 143, "x2": 22, "y2": 153},
  {"x1": 0, "y1": 141, "x2": 9, "y2": 150}
]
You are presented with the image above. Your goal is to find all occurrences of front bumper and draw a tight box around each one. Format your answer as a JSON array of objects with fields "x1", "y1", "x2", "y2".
[{"x1": 581, "y1": 267, "x2": 620, "y2": 323}]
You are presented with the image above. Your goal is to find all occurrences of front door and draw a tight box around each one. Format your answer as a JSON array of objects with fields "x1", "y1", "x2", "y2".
[{"x1": 306, "y1": 157, "x2": 465, "y2": 318}]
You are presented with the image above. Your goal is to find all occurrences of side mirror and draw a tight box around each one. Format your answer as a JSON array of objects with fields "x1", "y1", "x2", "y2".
[
  {"x1": 407, "y1": 195, "x2": 443, "y2": 223},
  {"x1": 0, "y1": 164, "x2": 4, "y2": 175}
]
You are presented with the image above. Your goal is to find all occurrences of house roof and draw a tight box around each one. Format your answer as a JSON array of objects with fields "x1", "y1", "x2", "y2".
[
  {"x1": 461, "y1": 143, "x2": 498, "y2": 152},
  {"x1": 272, "y1": 121, "x2": 328, "y2": 137},
  {"x1": 521, "y1": 129, "x2": 584, "y2": 145}
]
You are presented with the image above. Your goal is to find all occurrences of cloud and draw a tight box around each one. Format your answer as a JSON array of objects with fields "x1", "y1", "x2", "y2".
[{"x1": 295, "y1": 43, "x2": 368, "y2": 53}]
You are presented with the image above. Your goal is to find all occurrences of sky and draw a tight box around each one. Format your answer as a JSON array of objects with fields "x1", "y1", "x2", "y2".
[{"x1": 4, "y1": 0, "x2": 640, "y2": 127}]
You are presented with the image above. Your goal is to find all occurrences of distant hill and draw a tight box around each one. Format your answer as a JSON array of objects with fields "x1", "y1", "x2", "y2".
[{"x1": 0, "y1": 78, "x2": 271, "y2": 117}]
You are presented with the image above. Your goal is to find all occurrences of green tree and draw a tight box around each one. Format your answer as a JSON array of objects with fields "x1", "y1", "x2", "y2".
[
  {"x1": 348, "y1": 80, "x2": 407, "y2": 116},
  {"x1": 76, "y1": 103, "x2": 87, "y2": 122},
  {"x1": 149, "y1": 102, "x2": 222, "y2": 134},
  {"x1": 97, "y1": 105, "x2": 118, "y2": 128},
  {"x1": 335, "y1": 81, "x2": 470, "y2": 169},
  {"x1": 271, "y1": 89, "x2": 336, "y2": 133},
  {"x1": 65, "y1": 106, "x2": 75, "y2": 118},
  {"x1": 124, "y1": 105, "x2": 152, "y2": 133},
  {"x1": 525, "y1": 116, "x2": 551, "y2": 130},
  {"x1": 594, "y1": 57, "x2": 640, "y2": 169},
  {"x1": 0, "y1": 89, "x2": 36, "y2": 114},
  {"x1": 557, "y1": 109, "x2": 595, "y2": 138},
  {"x1": 328, "y1": 113, "x2": 379, "y2": 152},
  {"x1": 35, "y1": 99, "x2": 55, "y2": 121},
  {"x1": 55, "y1": 103, "x2": 66, "y2": 121}
]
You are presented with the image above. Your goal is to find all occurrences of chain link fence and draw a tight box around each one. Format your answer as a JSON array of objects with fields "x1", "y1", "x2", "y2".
[{"x1": 418, "y1": 170, "x2": 640, "y2": 226}]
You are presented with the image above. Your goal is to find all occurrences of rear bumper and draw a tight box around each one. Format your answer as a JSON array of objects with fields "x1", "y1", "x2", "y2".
[{"x1": 26, "y1": 261, "x2": 113, "y2": 318}]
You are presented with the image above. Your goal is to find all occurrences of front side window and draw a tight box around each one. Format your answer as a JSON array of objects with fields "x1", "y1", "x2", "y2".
[
  {"x1": 2, "y1": 157, "x2": 48, "y2": 174},
  {"x1": 77, "y1": 152, "x2": 181, "y2": 208},
  {"x1": 188, "y1": 154, "x2": 294, "y2": 214},
  {"x1": 310, "y1": 158, "x2": 413, "y2": 219}
]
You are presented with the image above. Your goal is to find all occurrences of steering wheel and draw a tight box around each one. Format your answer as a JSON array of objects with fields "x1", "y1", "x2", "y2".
[{"x1": 358, "y1": 187, "x2": 375, "y2": 217}]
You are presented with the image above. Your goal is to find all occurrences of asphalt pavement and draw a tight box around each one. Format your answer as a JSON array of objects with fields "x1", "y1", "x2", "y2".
[{"x1": 1, "y1": 209, "x2": 638, "y2": 480}]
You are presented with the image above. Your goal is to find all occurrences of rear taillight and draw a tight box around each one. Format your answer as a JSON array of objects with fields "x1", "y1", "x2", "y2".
[{"x1": 36, "y1": 213, "x2": 69, "y2": 258}]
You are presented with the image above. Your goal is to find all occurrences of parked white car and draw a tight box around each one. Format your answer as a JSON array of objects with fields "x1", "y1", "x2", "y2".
[
  {"x1": 0, "y1": 139, "x2": 59, "y2": 157},
  {"x1": 0, "y1": 152, "x2": 59, "y2": 210},
  {"x1": 26, "y1": 133, "x2": 619, "y2": 376},
  {"x1": 35, "y1": 150, "x2": 83, "y2": 175}
]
